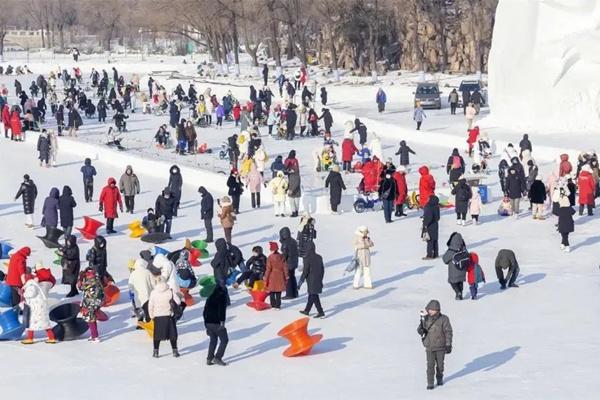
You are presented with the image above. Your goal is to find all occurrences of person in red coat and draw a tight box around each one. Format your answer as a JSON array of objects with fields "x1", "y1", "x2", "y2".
[
  {"x1": 341, "y1": 138, "x2": 358, "y2": 173},
  {"x1": 418, "y1": 165, "x2": 436, "y2": 208},
  {"x1": 10, "y1": 109, "x2": 22, "y2": 141},
  {"x1": 99, "y1": 177, "x2": 123, "y2": 234},
  {"x1": 559, "y1": 154, "x2": 572, "y2": 177},
  {"x1": 393, "y1": 166, "x2": 408, "y2": 216},
  {"x1": 466, "y1": 126, "x2": 480, "y2": 157},
  {"x1": 6, "y1": 247, "x2": 30, "y2": 305},
  {"x1": 264, "y1": 242, "x2": 288, "y2": 309},
  {"x1": 577, "y1": 165, "x2": 596, "y2": 216},
  {"x1": 361, "y1": 159, "x2": 379, "y2": 193},
  {"x1": 232, "y1": 102, "x2": 241, "y2": 126},
  {"x1": 1, "y1": 104, "x2": 10, "y2": 138},
  {"x1": 466, "y1": 252, "x2": 485, "y2": 300}
]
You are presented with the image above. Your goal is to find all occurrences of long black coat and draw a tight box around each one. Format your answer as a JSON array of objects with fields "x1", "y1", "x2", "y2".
[
  {"x1": 300, "y1": 246, "x2": 324, "y2": 295},
  {"x1": 168, "y1": 166, "x2": 183, "y2": 200},
  {"x1": 61, "y1": 235, "x2": 80, "y2": 285},
  {"x1": 506, "y1": 169, "x2": 525, "y2": 199},
  {"x1": 199, "y1": 188, "x2": 214, "y2": 220},
  {"x1": 451, "y1": 180, "x2": 472, "y2": 214},
  {"x1": 227, "y1": 175, "x2": 243, "y2": 197},
  {"x1": 279, "y1": 227, "x2": 299, "y2": 270},
  {"x1": 378, "y1": 176, "x2": 397, "y2": 201},
  {"x1": 557, "y1": 206, "x2": 575, "y2": 234},
  {"x1": 395, "y1": 142, "x2": 415, "y2": 166},
  {"x1": 528, "y1": 180, "x2": 546, "y2": 204},
  {"x1": 422, "y1": 195, "x2": 440, "y2": 241},
  {"x1": 15, "y1": 179, "x2": 38, "y2": 214},
  {"x1": 325, "y1": 171, "x2": 346, "y2": 207},
  {"x1": 297, "y1": 223, "x2": 317, "y2": 258},
  {"x1": 155, "y1": 193, "x2": 176, "y2": 219},
  {"x1": 211, "y1": 239, "x2": 233, "y2": 286},
  {"x1": 68, "y1": 109, "x2": 82, "y2": 128},
  {"x1": 37, "y1": 135, "x2": 51, "y2": 161},
  {"x1": 58, "y1": 185, "x2": 77, "y2": 228}
]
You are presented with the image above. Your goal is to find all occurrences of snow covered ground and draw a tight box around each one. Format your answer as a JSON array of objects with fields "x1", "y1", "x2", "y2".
[{"x1": 1, "y1": 52, "x2": 600, "y2": 399}]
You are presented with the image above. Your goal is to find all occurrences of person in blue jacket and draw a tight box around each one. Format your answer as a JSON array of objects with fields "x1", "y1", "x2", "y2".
[
  {"x1": 376, "y1": 87, "x2": 387, "y2": 113},
  {"x1": 80, "y1": 158, "x2": 97, "y2": 202}
]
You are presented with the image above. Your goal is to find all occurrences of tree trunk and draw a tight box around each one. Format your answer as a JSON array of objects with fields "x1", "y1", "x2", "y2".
[
  {"x1": 0, "y1": 33, "x2": 5, "y2": 63},
  {"x1": 59, "y1": 25, "x2": 65, "y2": 50},
  {"x1": 328, "y1": 27, "x2": 339, "y2": 81},
  {"x1": 231, "y1": 11, "x2": 240, "y2": 75},
  {"x1": 267, "y1": 2, "x2": 282, "y2": 74}
]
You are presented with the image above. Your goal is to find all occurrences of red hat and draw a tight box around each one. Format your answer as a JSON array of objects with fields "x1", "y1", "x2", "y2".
[
  {"x1": 231, "y1": 168, "x2": 238, "y2": 174},
  {"x1": 269, "y1": 241, "x2": 279, "y2": 252}
]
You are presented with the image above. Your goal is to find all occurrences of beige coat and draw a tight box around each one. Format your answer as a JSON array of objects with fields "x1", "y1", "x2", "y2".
[
  {"x1": 354, "y1": 235, "x2": 374, "y2": 268},
  {"x1": 270, "y1": 173, "x2": 288, "y2": 202}
]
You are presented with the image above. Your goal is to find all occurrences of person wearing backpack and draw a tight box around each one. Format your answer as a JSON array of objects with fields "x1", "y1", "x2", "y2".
[
  {"x1": 417, "y1": 299, "x2": 453, "y2": 390},
  {"x1": 442, "y1": 232, "x2": 468, "y2": 300},
  {"x1": 451, "y1": 178, "x2": 472, "y2": 225},
  {"x1": 446, "y1": 149, "x2": 465, "y2": 187},
  {"x1": 466, "y1": 252, "x2": 485, "y2": 300}
]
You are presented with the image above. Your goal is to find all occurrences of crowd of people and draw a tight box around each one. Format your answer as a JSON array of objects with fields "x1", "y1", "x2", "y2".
[{"x1": 1, "y1": 59, "x2": 598, "y2": 390}]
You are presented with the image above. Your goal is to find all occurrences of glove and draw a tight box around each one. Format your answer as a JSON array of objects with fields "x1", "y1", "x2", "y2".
[
  {"x1": 99, "y1": 204, "x2": 103, "y2": 212},
  {"x1": 445, "y1": 345, "x2": 452, "y2": 354}
]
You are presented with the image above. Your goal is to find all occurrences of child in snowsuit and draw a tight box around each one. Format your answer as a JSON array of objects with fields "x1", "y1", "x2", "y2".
[
  {"x1": 21, "y1": 278, "x2": 57, "y2": 344},
  {"x1": 466, "y1": 252, "x2": 485, "y2": 300},
  {"x1": 469, "y1": 189, "x2": 483, "y2": 224}
]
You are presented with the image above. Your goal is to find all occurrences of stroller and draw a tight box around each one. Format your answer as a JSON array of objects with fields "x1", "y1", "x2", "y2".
[
  {"x1": 353, "y1": 191, "x2": 383, "y2": 213},
  {"x1": 472, "y1": 138, "x2": 493, "y2": 174},
  {"x1": 219, "y1": 141, "x2": 231, "y2": 161}
]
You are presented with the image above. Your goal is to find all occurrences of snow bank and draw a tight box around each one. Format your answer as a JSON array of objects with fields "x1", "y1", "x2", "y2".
[{"x1": 487, "y1": 0, "x2": 600, "y2": 133}]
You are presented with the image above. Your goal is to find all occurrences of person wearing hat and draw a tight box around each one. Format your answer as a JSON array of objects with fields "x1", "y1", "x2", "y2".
[
  {"x1": 203, "y1": 285, "x2": 229, "y2": 366},
  {"x1": 199, "y1": 186, "x2": 214, "y2": 243},
  {"x1": 393, "y1": 166, "x2": 408, "y2": 217},
  {"x1": 128, "y1": 254, "x2": 155, "y2": 322},
  {"x1": 557, "y1": 195, "x2": 575, "y2": 252},
  {"x1": 21, "y1": 277, "x2": 56, "y2": 344},
  {"x1": 167, "y1": 165, "x2": 183, "y2": 217},
  {"x1": 217, "y1": 196, "x2": 236, "y2": 243},
  {"x1": 451, "y1": 177, "x2": 472, "y2": 226},
  {"x1": 378, "y1": 171, "x2": 398, "y2": 223},
  {"x1": 15, "y1": 174, "x2": 38, "y2": 228},
  {"x1": 264, "y1": 242, "x2": 288, "y2": 309},
  {"x1": 353, "y1": 226, "x2": 374, "y2": 289},
  {"x1": 298, "y1": 242, "x2": 325, "y2": 318},
  {"x1": 99, "y1": 177, "x2": 123, "y2": 234},
  {"x1": 417, "y1": 300, "x2": 453, "y2": 390},
  {"x1": 577, "y1": 164, "x2": 596, "y2": 216},
  {"x1": 325, "y1": 164, "x2": 346, "y2": 214},
  {"x1": 77, "y1": 266, "x2": 105, "y2": 342},
  {"x1": 155, "y1": 188, "x2": 176, "y2": 237}
]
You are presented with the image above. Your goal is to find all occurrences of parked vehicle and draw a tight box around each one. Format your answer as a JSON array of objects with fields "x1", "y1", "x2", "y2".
[{"x1": 413, "y1": 82, "x2": 442, "y2": 109}]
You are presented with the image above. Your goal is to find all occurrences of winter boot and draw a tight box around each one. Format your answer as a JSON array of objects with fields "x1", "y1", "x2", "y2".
[
  {"x1": 21, "y1": 338, "x2": 34, "y2": 345},
  {"x1": 427, "y1": 385, "x2": 434, "y2": 390},
  {"x1": 314, "y1": 313, "x2": 326, "y2": 319},
  {"x1": 153, "y1": 349, "x2": 159, "y2": 358},
  {"x1": 212, "y1": 358, "x2": 228, "y2": 366},
  {"x1": 564, "y1": 246, "x2": 570, "y2": 253},
  {"x1": 437, "y1": 376, "x2": 444, "y2": 386},
  {"x1": 207, "y1": 358, "x2": 214, "y2": 365},
  {"x1": 172, "y1": 348, "x2": 180, "y2": 358},
  {"x1": 45, "y1": 338, "x2": 57, "y2": 344},
  {"x1": 299, "y1": 310, "x2": 310, "y2": 316}
]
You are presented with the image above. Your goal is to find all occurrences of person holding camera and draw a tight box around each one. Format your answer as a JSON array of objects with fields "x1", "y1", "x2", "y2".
[{"x1": 417, "y1": 300, "x2": 453, "y2": 390}]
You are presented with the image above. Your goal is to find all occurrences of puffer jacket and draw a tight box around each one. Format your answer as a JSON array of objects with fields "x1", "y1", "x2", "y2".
[
  {"x1": 128, "y1": 258, "x2": 155, "y2": 308},
  {"x1": 148, "y1": 282, "x2": 176, "y2": 319},
  {"x1": 442, "y1": 232, "x2": 467, "y2": 284},
  {"x1": 119, "y1": 166, "x2": 140, "y2": 196},
  {"x1": 418, "y1": 312, "x2": 453, "y2": 351}
]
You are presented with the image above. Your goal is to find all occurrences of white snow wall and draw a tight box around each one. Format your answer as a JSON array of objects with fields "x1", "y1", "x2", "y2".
[{"x1": 487, "y1": 0, "x2": 600, "y2": 133}]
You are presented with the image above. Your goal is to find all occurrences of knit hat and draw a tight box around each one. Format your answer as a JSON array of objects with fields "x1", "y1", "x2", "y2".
[
  {"x1": 269, "y1": 241, "x2": 279, "y2": 252},
  {"x1": 397, "y1": 165, "x2": 406, "y2": 173},
  {"x1": 23, "y1": 174, "x2": 30, "y2": 180},
  {"x1": 425, "y1": 300, "x2": 441, "y2": 311},
  {"x1": 231, "y1": 167, "x2": 238, "y2": 174},
  {"x1": 355, "y1": 226, "x2": 369, "y2": 235}
]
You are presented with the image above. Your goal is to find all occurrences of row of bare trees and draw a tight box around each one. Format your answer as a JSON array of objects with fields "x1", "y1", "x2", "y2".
[{"x1": 2, "y1": 0, "x2": 498, "y2": 77}]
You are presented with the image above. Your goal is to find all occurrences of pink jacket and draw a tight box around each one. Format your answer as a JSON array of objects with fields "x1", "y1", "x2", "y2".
[
  {"x1": 246, "y1": 167, "x2": 263, "y2": 193},
  {"x1": 469, "y1": 191, "x2": 482, "y2": 215},
  {"x1": 148, "y1": 282, "x2": 176, "y2": 319}
]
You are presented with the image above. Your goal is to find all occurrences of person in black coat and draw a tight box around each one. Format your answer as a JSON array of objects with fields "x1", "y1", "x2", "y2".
[
  {"x1": 446, "y1": 148, "x2": 465, "y2": 186},
  {"x1": 498, "y1": 159, "x2": 510, "y2": 196},
  {"x1": 422, "y1": 195, "x2": 440, "y2": 260},
  {"x1": 280, "y1": 227, "x2": 299, "y2": 299},
  {"x1": 297, "y1": 215, "x2": 317, "y2": 258},
  {"x1": 86, "y1": 235, "x2": 112, "y2": 283},
  {"x1": 557, "y1": 196, "x2": 575, "y2": 252},
  {"x1": 67, "y1": 107, "x2": 83, "y2": 136},
  {"x1": 506, "y1": 167, "x2": 525, "y2": 215},
  {"x1": 15, "y1": 174, "x2": 38, "y2": 227},
  {"x1": 519, "y1": 134, "x2": 532, "y2": 157},
  {"x1": 350, "y1": 118, "x2": 368, "y2": 146},
  {"x1": 451, "y1": 178, "x2": 472, "y2": 224},
  {"x1": 203, "y1": 285, "x2": 229, "y2": 366},
  {"x1": 199, "y1": 186, "x2": 214, "y2": 243},
  {"x1": 320, "y1": 87, "x2": 327, "y2": 106},
  {"x1": 325, "y1": 165, "x2": 346, "y2": 213},
  {"x1": 226, "y1": 169, "x2": 243, "y2": 214},
  {"x1": 233, "y1": 246, "x2": 266, "y2": 289},
  {"x1": 395, "y1": 140, "x2": 416, "y2": 167},
  {"x1": 167, "y1": 165, "x2": 183, "y2": 217},
  {"x1": 59, "y1": 235, "x2": 80, "y2": 297},
  {"x1": 528, "y1": 176, "x2": 546, "y2": 219},
  {"x1": 155, "y1": 188, "x2": 176, "y2": 236},
  {"x1": 211, "y1": 239, "x2": 233, "y2": 290},
  {"x1": 301, "y1": 86, "x2": 312, "y2": 107},
  {"x1": 286, "y1": 105, "x2": 297, "y2": 140},
  {"x1": 442, "y1": 232, "x2": 468, "y2": 300},
  {"x1": 59, "y1": 185, "x2": 77, "y2": 236},
  {"x1": 249, "y1": 85, "x2": 257, "y2": 103},
  {"x1": 55, "y1": 104, "x2": 65, "y2": 135},
  {"x1": 379, "y1": 172, "x2": 398, "y2": 223},
  {"x1": 262, "y1": 65, "x2": 269, "y2": 87},
  {"x1": 97, "y1": 98, "x2": 108, "y2": 122},
  {"x1": 169, "y1": 101, "x2": 180, "y2": 128},
  {"x1": 299, "y1": 242, "x2": 325, "y2": 318},
  {"x1": 461, "y1": 90, "x2": 470, "y2": 115},
  {"x1": 319, "y1": 108, "x2": 333, "y2": 133}
]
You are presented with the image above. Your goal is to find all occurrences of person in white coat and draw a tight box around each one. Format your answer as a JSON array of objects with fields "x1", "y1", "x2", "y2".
[
  {"x1": 465, "y1": 103, "x2": 477, "y2": 129},
  {"x1": 153, "y1": 253, "x2": 181, "y2": 295},
  {"x1": 502, "y1": 144, "x2": 519, "y2": 164},
  {"x1": 353, "y1": 226, "x2": 374, "y2": 289},
  {"x1": 253, "y1": 145, "x2": 268, "y2": 175},
  {"x1": 269, "y1": 171, "x2": 288, "y2": 217},
  {"x1": 21, "y1": 279, "x2": 56, "y2": 344},
  {"x1": 128, "y1": 258, "x2": 155, "y2": 322}
]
